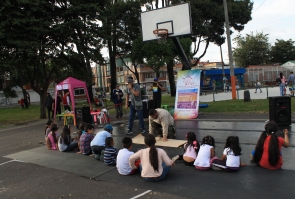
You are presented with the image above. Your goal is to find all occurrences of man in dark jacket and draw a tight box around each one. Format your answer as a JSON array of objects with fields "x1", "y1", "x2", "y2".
[
  {"x1": 45, "y1": 93, "x2": 54, "y2": 120},
  {"x1": 112, "y1": 84, "x2": 123, "y2": 119}
]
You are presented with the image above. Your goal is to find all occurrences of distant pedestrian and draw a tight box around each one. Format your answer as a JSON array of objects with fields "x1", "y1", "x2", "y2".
[
  {"x1": 223, "y1": 77, "x2": 227, "y2": 92},
  {"x1": 278, "y1": 73, "x2": 286, "y2": 96},
  {"x1": 148, "y1": 78, "x2": 166, "y2": 109},
  {"x1": 20, "y1": 98, "x2": 24, "y2": 109},
  {"x1": 45, "y1": 93, "x2": 54, "y2": 120},
  {"x1": 62, "y1": 91, "x2": 71, "y2": 111},
  {"x1": 24, "y1": 97, "x2": 29, "y2": 109},
  {"x1": 254, "y1": 80, "x2": 262, "y2": 93},
  {"x1": 112, "y1": 84, "x2": 123, "y2": 119},
  {"x1": 212, "y1": 79, "x2": 216, "y2": 91},
  {"x1": 287, "y1": 71, "x2": 295, "y2": 96}
]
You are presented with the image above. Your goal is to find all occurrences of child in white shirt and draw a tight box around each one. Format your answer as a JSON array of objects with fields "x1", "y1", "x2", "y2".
[
  {"x1": 194, "y1": 135, "x2": 217, "y2": 170},
  {"x1": 212, "y1": 136, "x2": 246, "y2": 171},
  {"x1": 116, "y1": 137, "x2": 140, "y2": 175}
]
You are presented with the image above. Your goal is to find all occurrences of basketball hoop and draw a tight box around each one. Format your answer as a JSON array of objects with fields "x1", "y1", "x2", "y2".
[{"x1": 153, "y1": 29, "x2": 168, "y2": 43}]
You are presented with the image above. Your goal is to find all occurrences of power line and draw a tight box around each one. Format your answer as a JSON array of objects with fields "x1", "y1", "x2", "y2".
[
  {"x1": 254, "y1": 17, "x2": 295, "y2": 31},
  {"x1": 249, "y1": 15, "x2": 295, "y2": 30},
  {"x1": 253, "y1": 0, "x2": 267, "y2": 13}
]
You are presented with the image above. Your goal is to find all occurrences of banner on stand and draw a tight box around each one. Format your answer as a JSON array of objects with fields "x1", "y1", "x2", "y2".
[{"x1": 174, "y1": 69, "x2": 201, "y2": 119}]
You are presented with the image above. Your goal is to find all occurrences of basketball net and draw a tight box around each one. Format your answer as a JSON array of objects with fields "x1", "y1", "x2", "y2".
[{"x1": 153, "y1": 29, "x2": 168, "y2": 44}]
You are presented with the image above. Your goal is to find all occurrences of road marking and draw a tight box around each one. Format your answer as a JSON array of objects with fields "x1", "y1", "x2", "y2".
[
  {"x1": 130, "y1": 190, "x2": 152, "y2": 199},
  {"x1": 0, "y1": 159, "x2": 25, "y2": 166}
]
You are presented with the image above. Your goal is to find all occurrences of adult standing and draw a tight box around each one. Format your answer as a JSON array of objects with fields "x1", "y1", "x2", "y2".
[
  {"x1": 125, "y1": 76, "x2": 145, "y2": 135},
  {"x1": 222, "y1": 76, "x2": 227, "y2": 92},
  {"x1": 287, "y1": 71, "x2": 295, "y2": 96},
  {"x1": 129, "y1": 134, "x2": 174, "y2": 182},
  {"x1": 63, "y1": 91, "x2": 71, "y2": 111},
  {"x1": 53, "y1": 93, "x2": 62, "y2": 121},
  {"x1": 278, "y1": 73, "x2": 286, "y2": 96},
  {"x1": 148, "y1": 78, "x2": 166, "y2": 109},
  {"x1": 148, "y1": 109, "x2": 176, "y2": 142},
  {"x1": 45, "y1": 93, "x2": 54, "y2": 120},
  {"x1": 254, "y1": 80, "x2": 262, "y2": 93},
  {"x1": 112, "y1": 84, "x2": 123, "y2": 119}
]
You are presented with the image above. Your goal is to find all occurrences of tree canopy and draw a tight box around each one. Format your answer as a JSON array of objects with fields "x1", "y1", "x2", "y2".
[
  {"x1": 270, "y1": 39, "x2": 295, "y2": 65},
  {"x1": 233, "y1": 32, "x2": 271, "y2": 68}
]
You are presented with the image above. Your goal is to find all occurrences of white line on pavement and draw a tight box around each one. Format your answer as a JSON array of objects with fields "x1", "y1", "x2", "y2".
[
  {"x1": 130, "y1": 190, "x2": 152, "y2": 199},
  {"x1": 0, "y1": 159, "x2": 25, "y2": 166}
]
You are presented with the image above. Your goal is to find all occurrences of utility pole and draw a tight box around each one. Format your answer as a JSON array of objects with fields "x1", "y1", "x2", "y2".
[
  {"x1": 219, "y1": 45, "x2": 225, "y2": 78},
  {"x1": 223, "y1": 0, "x2": 236, "y2": 99}
]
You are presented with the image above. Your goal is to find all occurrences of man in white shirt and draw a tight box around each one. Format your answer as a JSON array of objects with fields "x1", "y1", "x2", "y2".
[
  {"x1": 254, "y1": 80, "x2": 262, "y2": 93},
  {"x1": 148, "y1": 109, "x2": 176, "y2": 142},
  {"x1": 91, "y1": 124, "x2": 113, "y2": 160}
]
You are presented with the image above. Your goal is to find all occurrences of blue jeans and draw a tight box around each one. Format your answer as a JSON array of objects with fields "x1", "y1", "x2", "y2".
[
  {"x1": 128, "y1": 104, "x2": 145, "y2": 131},
  {"x1": 139, "y1": 163, "x2": 171, "y2": 182},
  {"x1": 279, "y1": 83, "x2": 285, "y2": 96}
]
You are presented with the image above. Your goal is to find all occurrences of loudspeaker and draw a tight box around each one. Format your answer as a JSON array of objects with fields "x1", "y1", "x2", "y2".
[
  {"x1": 82, "y1": 106, "x2": 92, "y2": 124},
  {"x1": 269, "y1": 96, "x2": 291, "y2": 126},
  {"x1": 244, "y1": 90, "x2": 251, "y2": 102}
]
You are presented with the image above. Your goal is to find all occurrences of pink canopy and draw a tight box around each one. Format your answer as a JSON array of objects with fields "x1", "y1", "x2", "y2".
[{"x1": 54, "y1": 77, "x2": 92, "y2": 121}]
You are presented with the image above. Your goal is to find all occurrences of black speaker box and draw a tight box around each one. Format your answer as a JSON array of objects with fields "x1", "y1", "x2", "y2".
[
  {"x1": 269, "y1": 96, "x2": 291, "y2": 126},
  {"x1": 82, "y1": 106, "x2": 92, "y2": 124},
  {"x1": 244, "y1": 90, "x2": 251, "y2": 102}
]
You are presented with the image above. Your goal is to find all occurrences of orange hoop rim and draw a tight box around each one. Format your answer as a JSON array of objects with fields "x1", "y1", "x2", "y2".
[{"x1": 153, "y1": 29, "x2": 168, "y2": 36}]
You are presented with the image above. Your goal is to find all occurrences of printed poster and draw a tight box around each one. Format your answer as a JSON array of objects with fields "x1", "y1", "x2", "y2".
[{"x1": 174, "y1": 69, "x2": 201, "y2": 119}]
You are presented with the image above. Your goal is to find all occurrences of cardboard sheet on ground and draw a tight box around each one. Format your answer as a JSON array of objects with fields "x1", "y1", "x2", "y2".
[{"x1": 132, "y1": 134, "x2": 186, "y2": 148}]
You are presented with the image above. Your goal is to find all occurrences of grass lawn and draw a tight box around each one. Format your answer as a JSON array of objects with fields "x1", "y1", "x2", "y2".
[
  {"x1": 0, "y1": 105, "x2": 41, "y2": 127},
  {"x1": 1, "y1": 95, "x2": 294, "y2": 126}
]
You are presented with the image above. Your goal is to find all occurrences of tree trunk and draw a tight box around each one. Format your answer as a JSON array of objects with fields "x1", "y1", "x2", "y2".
[
  {"x1": 39, "y1": 91, "x2": 47, "y2": 119},
  {"x1": 87, "y1": 85, "x2": 94, "y2": 104},
  {"x1": 167, "y1": 60, "x2": 176, "y2": 96}
]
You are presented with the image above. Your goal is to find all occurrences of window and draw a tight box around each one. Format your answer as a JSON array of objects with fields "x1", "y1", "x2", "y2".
[{"x1": 74, "y1": 88, "x2": 85, "y2": 96}]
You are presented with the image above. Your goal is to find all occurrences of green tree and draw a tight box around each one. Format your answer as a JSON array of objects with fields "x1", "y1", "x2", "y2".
[
  {"x1": 270, "y1": 39, "x2": 295, "y2": 64},
  {"x1": 102, "y1": 0, "x2": 141, "y2": 91},
  {"x1": 233, "y1": 32, "x2": 271, "y2": 68}
]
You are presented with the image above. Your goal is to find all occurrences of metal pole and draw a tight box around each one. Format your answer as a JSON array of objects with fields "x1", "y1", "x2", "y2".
[
  {"x1": 220, "y1": 45, "x2": 225, "y2": 78},
  {"x1": 223, "y1": 0, "x2": 236, "y2": 99}
]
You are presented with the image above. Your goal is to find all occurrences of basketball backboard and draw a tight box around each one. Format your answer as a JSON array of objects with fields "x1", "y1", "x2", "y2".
[{"x1": 141, "y1": 3, "x2": 192, "y2": 42}]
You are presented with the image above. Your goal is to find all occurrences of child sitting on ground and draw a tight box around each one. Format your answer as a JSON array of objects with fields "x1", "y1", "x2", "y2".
[
  {"x1": 116, "y1": 137, "x2": 140, "y2": 175},
  {"x1": 77, "y1": 123, "x2": 94, "y2": 155},
  {"x1": 212, "y1": 136, "x2": 246, "y2": 171},
  {"x1": 58, "y1": 125, "x2": 78, "y2": 152},
  {"x1": 103, "y1": 137, "x2": 118, "y2": 166},
  {"x1": 194, "y1": 135, "x2": 217, "y2": 170},
  {"x1": 44, "y1": 120, "x2": 53, "y2": 142},
  {"x1": 46, "y1": 123, "x2": 59, "y2": 150},
  {"x1": 177, "y1": 132, "x2": 200, "y2": 166}
]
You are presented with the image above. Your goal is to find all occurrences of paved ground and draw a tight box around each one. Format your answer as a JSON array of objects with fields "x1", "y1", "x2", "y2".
[{"x1": 1, "y1": 112, "x2": 295, "y2": 199}]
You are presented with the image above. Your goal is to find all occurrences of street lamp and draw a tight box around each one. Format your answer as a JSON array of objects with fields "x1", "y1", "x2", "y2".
[{"x1": 223, "y1": 0, "x2": 236, "y2": 99}]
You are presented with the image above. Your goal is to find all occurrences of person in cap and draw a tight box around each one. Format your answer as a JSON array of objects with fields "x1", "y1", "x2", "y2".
[
  {"x1": 44, "y1": 92, "x2": 54, "y2": 120},
  {"x1": 148, "y1": 77, "x2": 166, "y2": 109},
  {"x1": 112, "y1": 84, "x2": 124, "y2": 119},
  {"x1": 91, "y1": 124, "x2": 113, "y2": 160},
  {"x1": 125, "y1": 76, "x2": 145, "y2": 135}
]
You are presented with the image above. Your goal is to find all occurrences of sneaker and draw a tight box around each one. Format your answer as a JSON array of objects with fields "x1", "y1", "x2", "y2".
[
  {"x1": 126, "y1": 130, "x2": 133, "y2": 135},
  {"x1": 141, "y1": 129, "x2": 146, "y2": 134}
]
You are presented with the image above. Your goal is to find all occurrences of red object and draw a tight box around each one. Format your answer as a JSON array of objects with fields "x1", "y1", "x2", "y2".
[
  {"x1": 20, "y1": 98, "x2": 24, "y2": 106},
  {"x1": 62, "y1": 95, "x2": 68, "y2": 105}
]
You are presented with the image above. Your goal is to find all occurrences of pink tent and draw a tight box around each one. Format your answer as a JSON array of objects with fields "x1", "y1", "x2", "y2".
[{"x1": 54, "y1": 77, "x2": 92, "y2": 121}]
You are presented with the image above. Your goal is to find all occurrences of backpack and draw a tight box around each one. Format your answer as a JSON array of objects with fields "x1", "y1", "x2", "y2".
[{"x1": 276, "y1": 77, "x2": 281, "y2": 84}]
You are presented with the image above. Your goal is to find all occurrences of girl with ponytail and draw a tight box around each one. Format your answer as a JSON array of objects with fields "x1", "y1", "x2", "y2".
[
  {"x1": 253, "y1": 120, "x2": 289, "y2": 170},
  {"x1": 129, "y1": 134, "x2": 174, "y2": 181}
]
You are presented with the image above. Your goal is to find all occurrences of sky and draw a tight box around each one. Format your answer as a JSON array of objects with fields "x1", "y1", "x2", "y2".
[
  {"x1": 101, "y1": 0, "x2": 295, "y2": 64},
  {"x1": 200, "y1": 0, "x2": 295, "y2": 63}
]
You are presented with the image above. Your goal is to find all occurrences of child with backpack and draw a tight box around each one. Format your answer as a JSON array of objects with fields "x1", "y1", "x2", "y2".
[{"x1": 177, "y1": 132, "x2": 200, "y2": 166}]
